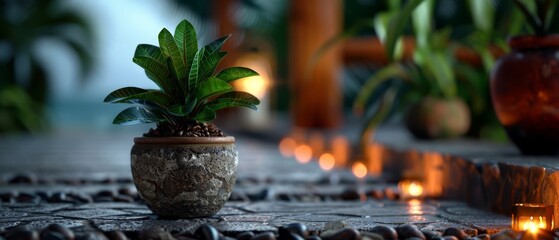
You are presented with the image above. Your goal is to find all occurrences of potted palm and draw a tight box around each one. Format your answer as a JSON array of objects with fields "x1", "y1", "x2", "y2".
[
  {"x1": 491, "y1": 0, "x2": 559, "y2": 155},
  {"x1": 104, "y1": 19, "x2": 260, "y2": 218}
]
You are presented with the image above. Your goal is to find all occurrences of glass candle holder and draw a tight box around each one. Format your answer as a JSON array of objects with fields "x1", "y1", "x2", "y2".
[{"x1": 511, "y1": 203, "x2": 554, "y2": 232}]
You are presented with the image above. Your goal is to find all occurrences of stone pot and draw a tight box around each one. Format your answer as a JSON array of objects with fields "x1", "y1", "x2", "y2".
[
  {"x1": 131, "y1": 136, "x2": 237, "y2": 218},
  {"x1": 404, "y1": 97, "x2": 471, "y2": 139},
  {"x1": 491, "y1": 35, "x2": 559, "y2": 155}
]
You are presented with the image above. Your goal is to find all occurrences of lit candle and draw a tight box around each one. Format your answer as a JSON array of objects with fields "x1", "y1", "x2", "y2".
[
  {"x1": 398, "y1": 180, "x2": 425, "y2": 200},
  {"x1": 511, "y1": 203, "x2": 554, "y2": 232}
]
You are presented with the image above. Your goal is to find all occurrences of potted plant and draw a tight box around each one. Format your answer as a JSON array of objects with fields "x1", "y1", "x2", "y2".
[
  {"x1": 490, "y1": 0, "x2": 559, "y2": 155},
  {"x1": 104, "y1": 19, "x2": 260, "y2": 218},
  {"x1": 354, "y1": 0, "x2": 470, "y2": 146}
]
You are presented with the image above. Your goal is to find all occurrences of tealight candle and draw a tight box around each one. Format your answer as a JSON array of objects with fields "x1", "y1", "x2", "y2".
[
  {"x1": 398, "y1": 180, "x2": 425, "y2": 200},
  {"x1": 511, "y1": 203, "x2": 554, "y2": 232}
]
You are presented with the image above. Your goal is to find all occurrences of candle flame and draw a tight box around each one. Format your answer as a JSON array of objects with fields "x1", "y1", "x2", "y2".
[
  {"x1": 318, "y1": 153, "x2": 335, "y2": 171},
  {"x1": 352, "y1": 161, "x2": 367, "y2": 178},
  {"x1": 408, "y1": 181, "x2": 424, "y2": 197},
  {"x1": 522, "y1": 216, "x2": 546, "y2": 233},
  {"x1": 294, "y1": 144, "x2": 312, "y2": 164}
]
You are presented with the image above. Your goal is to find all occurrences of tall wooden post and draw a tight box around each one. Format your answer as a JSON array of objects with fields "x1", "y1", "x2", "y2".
[
  {"x1": 214, "y1": 0, "x2": 240, "y2": 69},
  {"x1": 289, "y1": 0, "x2": 342, "y2": 129}
]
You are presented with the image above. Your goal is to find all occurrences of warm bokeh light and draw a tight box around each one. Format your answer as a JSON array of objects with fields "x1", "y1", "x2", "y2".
[
  {"x1": 522, "y1": 216, "x2": 545, "y2": 233},
  {"x1": 399, "y1": 180, "x2": 425, "y2": 199},
  {"x1": 235, "y1": 75, "x2": 268, "y2": 99},
  {"x1": 234, "y1": 53, "x2": 272, "y2": 99},
  {"x1": 512, "y1": 204, "x2": 554, "y2": 232},
  {"x1": 331, "y1": 136, "x2": 348, "y2": 168},
  {"x1": 352, "y1": 161, "x2": 367, "y2": 178},
  {"x1": 294, "y1": 144, "x2": 313, "y2": 164},
  {"x1": 318, "y1": 153, "x2": 335, "y2": 171},
  {"x1": 408, "y1": 181, "x2": 424, "y2": 197},
  {"x1": 279, "y1": 137, "x2": 297, "y2": 157},
  {"x1": 365, "y1": 143, "x2": 383, "y2": 176}
]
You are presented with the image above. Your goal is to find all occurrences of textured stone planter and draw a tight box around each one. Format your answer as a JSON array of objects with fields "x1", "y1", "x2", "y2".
[{"x1": 131, "y1": 136, "x2": 237, "y2": 218}]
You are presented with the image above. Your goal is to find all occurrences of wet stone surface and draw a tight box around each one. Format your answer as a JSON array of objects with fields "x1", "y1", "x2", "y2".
[{"x1": 0, "y1": 133, "x2": 514, "y2": 239}]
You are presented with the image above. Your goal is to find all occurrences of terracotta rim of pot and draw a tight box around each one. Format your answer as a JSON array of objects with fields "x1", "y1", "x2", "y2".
[
  {"x1": 508, "y1": 34, "x2": 559, "y2": 50},
  {"x1": 134, "y1": 136, "x2": 235, "y2": 145}
]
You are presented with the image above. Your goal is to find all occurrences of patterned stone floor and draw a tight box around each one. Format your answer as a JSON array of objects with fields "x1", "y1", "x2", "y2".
[{"x1": 0, "y1": 131, "x2": 510, "y2": 236}]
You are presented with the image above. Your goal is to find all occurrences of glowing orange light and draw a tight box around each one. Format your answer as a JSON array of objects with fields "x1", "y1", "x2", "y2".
[
  {"x1": 235, "y1": 76, "x2": 268, "y2": 99},
  {"x1": 408, "y1": 199, "x2": 423, "y2": 215},
  {"x1": 512, "y1": 203, "x2": 554, "y2": 231},
  {"x1": 399, "y1": 180, "x2": 425, "y2": 199},
  {"x1": 294, "y1": 144, "x2": 312, "y2": 163},
  {"x1": 408, "y1": 182, "x2": 424, "y2": 197},
  {"x1": 279, "y1": 137, "x2": 297, "y2": 157},
  {"x1": 318, "y1": 153, "x2": 335, "y2": 171},
  {"x1": 331, "y1": 136, "x2": 348, "y2": 168},
  {"x1": 522, "y1": 216, "x2": 545, "y2": 233},
  {"x1": 234, "y1": 53, "x2": 272, "y2": 99},
  {"x1": 352, "y1": 161, "x2": 367, "y2": 178}
]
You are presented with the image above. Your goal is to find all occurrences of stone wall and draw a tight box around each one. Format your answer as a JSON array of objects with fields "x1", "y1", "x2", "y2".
[{"x1": 374, "y1": 131, "x2": 559, "y2": 225}]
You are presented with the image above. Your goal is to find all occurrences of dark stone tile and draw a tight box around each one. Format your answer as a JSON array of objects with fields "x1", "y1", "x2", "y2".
[
  {"x1": 72, "y1": 202, "x2": 148, "y2": 210},
  {"x1": 20, "y1": 218, "x2": 85, "y2": 230},
  {"x1": 367, "y1": 215, "x2": 442, "y2": 225},
  {"x1": 55, "y1": 209, "x2": 133, "y2": 219},
  {"x1": 10, "y1": 204, "x2": 73, "y2": 214},
  {"x1": 211, "y1": 221, "x2": 277, "y2": 234}
]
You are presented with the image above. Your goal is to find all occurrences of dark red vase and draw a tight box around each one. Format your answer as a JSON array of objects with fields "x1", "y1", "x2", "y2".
[{"x1": 491, "y1": 35, "x2": 559, "y2": 155}]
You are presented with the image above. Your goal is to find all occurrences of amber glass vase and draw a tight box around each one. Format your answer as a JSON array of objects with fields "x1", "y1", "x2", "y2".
[{"x1": 491, "y1": 35, "x2": 559, "y2": 155}]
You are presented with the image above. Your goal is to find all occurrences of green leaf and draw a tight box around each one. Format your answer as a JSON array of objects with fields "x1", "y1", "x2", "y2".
[
  {"x1": 133, "y1": 44, "x2": 175, "y2": 94},
  {"x1": 353, "y1": 64, "x2": 408, "y2": 115},
  {"x1": 174, "y1": 20, "x2": 198, "y2": 83},
  {"x1": 205, "y1": 91, "x2": 260, "y2": 111},
  {"x1": 385, "y1": 0, "x2": 425, "y2": 61},
  {"x1": 188, "y1": 48, "x2": 204, "y2": 91},
  {"x1": 193, "y1": 107, "x2": 216, "y2": 122},
  {"x1": 168, "y1": 97, "x2": 197, "y2": 116},
  {"x1": 113, "y1": 107, "x2": 165, "y2": 125},
  {"x1": 215, "y1": 67, "x2": 259, "y2": 82},
  {"x1": 114, "y1": 91, "x2": 174, "y2": 107},
  {"x1": 199, "y1": 51, "x2": 227, "y2": 81},
  {"x1": 423, "y1": 50, "x2": 456, "y2": 98},
  {"x1": 159, "y1": 28, "x2": 187, "y2": 86},
  {"x1": 412, "y1": 0, "x2": 434, "y2": 49},
  {"x1": 204, "y1": 35, "x2": 229, "y2": 55},
  {"x1": 194, "y1": 77, "x2": 233, "y2": 101},
  {"x1": 468, "y1": 0, "x2": 495, "y2": 35},
  {"x1": 104, "y1": 87, "x2": 148, "y2": 103},
  {"x1": 197, "y1": 35, "x2": 229, "y2": 81}
]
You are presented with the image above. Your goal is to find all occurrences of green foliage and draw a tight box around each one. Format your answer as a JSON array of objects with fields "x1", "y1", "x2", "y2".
[
  {"x1": 512, "y1": 0, "x2": 558, "y2": 35},
  {"x1": 104, "y1": 19, "x2": 260, "y2": 126},
  {"x1": 0, "y1": 0, "x2": 94, "y2": 133},
  {"x1": 353, "y1": 1, "x2": 458, "y2": 145}
]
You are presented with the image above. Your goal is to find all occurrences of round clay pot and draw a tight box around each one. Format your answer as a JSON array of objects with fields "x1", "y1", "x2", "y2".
[
  {"x1": 131, "y1": 136, "x2": 237, "y2": 218},
  {"x1": 491, "y1": 35, "x2": 559, "y2": 155},
  {"x1": 404, "y1": 97, "x2": 470, "y2": 139}
]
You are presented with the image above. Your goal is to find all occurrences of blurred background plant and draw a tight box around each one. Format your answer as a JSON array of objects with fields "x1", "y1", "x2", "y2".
[
  {"x1": 334, "y1": 0, "x2": 559, "y2": 145},
  {"x1": 0, "y1": 0, "x2": 94, "y2": 133}
]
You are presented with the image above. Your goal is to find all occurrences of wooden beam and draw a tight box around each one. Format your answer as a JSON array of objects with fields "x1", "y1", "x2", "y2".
[{"x1": 289, "y1": 0, "x2": 342, "y2": 129}]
